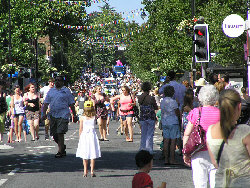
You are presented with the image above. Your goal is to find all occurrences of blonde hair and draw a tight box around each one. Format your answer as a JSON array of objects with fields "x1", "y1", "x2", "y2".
[
  {"x1": 122, "y1": 85, "x2": 130, "y2": 93},
  {"x1": 182, "y1": 80, "x2": 190, "y2": 88},
  {"x1": 219, "y1": 89, "x2": 241, "y2": 141},
  {"x1": 214, "y1": 82, "x2": 225, "y2": 94},
  {"x1": 83, "y1": 105, "x2": 96, "y2": 117}
]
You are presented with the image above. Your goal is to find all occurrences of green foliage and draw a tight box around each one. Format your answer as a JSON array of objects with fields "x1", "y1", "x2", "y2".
[{"x1": 127, "y1": 0, "x2": 248, "y2": 83}]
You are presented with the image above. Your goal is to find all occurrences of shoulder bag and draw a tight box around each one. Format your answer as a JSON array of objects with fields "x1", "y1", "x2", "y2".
[
  {"x1": 216, "y1": 124, "x2": 238, "y2": 166},
  {"x1": 130, "y1": 94, "x2": 139, "y2": 118},
  {"x1": 182, "y1": 108, "x2": 206, "y2": 156}
]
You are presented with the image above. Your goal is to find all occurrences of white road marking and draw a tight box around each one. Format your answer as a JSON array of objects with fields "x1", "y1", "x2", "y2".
[
  {"x1": 0, "y1": 179, "x2": 8, "y2": 186},
  {"x1": 26, "y1": 146, "x2": 55, "y2": 149},
  {"x1": 8, "y1": 168, "x2": 20, "y2": 175},
  {"x1": 0, "y1": 144, "x2": 14, "y2": 149}
]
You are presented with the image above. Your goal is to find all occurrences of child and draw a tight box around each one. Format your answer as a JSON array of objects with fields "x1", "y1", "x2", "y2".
[
  {"x1": 76, "y1": 101, "x2": 101, "y2": 177},
  {"x1": 132, "y1": 150, "x2": 166, "y2": 188}
]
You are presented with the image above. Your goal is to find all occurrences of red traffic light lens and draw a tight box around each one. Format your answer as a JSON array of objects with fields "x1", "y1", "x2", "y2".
[{"x1": 198, "y1": 31, "x2": 203, "y2": 36}]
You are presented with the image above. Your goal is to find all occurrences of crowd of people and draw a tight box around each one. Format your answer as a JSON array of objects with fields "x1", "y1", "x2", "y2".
[{"x1": 1, "y1": 69, "x2": 250, "y2": 187}]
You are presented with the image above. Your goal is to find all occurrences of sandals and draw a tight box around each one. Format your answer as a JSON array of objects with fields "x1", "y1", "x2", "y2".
[
  {"x1": 83, "y1": 174, "x2": 87, "y2": 177},
  {"x1": 91, "y1": 173, "x2": 96, "y2": 177}
]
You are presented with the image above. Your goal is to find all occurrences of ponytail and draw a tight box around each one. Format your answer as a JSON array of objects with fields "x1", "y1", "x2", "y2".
[{"x1": 219, "y1": 89, "x2": 241, "y2": 141}]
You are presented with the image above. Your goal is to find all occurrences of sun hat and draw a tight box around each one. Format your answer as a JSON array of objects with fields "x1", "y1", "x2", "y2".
[
  {"x1": 84, "y1": 101, "x2": 93, "y2": 108},
  {"x1": 195, "y1": 78, "x2": 206, "y2": 86}
]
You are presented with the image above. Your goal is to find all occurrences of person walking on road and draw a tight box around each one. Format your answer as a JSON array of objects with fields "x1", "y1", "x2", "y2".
[
  {"x1": 76, "y1": 101, "x2": 101, "y2": 177},
  {"x1": 111, "y1": 85, "x2": 136, "y2": 142},
  {"x1": 0, "y1": 84, "x2": 7, "y2": 142},
  {"x1": 91, "y1": 86, "x2": 109, "y2": 141},
  {"x1": 23, "y1": 83, "x2": 40, "y2": 141},
  {"x1": 138, "y1": 82, "x2": 158, "y2": 154},
  {"x1": 11, "y1": 85, "x2": 25, "y2": 142},
  {"x1": 75, "y1": 89, "x2": 88, "y2": 118},
  {"x1": 42, "y1": 75, "x2": 77, "y2": 158},
  {"x1": 40, "y1": 77, "x2": 55, "y2": 140}
]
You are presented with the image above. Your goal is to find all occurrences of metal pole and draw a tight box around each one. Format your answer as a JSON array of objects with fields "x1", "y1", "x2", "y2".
[
  {"x1": 8, "y1": 0, "x2": 12, "y2": 90},
  {"x1": 35, "y1": 38, "x2": 38, "y2": 91},
  {"x1": 247, "y1": 0, "x2": 250, "y2": 96},
  {"x1": 191, "y1": 0, "x2": 196, "y2": 87}
]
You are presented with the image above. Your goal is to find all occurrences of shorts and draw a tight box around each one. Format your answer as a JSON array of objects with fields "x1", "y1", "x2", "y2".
[
  {"x1": 50, "y1": 116, "x2": 69, "y2": 136},
  {"x1": 121, "y1": 114, "x2": 134, "y2": 121},
  {"x1": 14, "y1": 113, "x2": 25, "y2": 118},
  {"x1": 25, "y1": 111, "x2": 40, "y2": 120},
  {"x1": 162, "y1": 123, "x2": 180, "y2": 139}
]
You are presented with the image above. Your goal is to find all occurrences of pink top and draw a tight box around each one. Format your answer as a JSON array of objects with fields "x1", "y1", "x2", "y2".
[
  {"x1": 187, "y1": 106, "x2": 220, "y2": 151},
  {"x1": 119, "y1": 95, "x2": 133, "y2": 116}
]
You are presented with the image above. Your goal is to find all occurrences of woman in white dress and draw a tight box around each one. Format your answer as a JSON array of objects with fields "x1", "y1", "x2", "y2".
[
  {"x1": 207, "y1": 89, "x2": 250, "y2": 187},
  {"x1": 76, "y1": 101, "x2": 101, "y2": 177}
]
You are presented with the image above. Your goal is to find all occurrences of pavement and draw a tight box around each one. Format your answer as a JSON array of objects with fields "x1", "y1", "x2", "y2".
[{"x1": 0, "y1": 119, "x2": 194, "y2": 188}]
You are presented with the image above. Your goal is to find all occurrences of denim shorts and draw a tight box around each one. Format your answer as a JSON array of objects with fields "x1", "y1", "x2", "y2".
[
  {"x1": 162, "y1": 124, "x2": 180, "y2": 139},
  {"x1": 121, "y1": 114, "x2": 134, "y2": 121}
]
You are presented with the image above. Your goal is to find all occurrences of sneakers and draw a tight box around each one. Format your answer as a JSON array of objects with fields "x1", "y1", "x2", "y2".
[{"x1": 45, "y1": 134, "x2": 49, "y2": 140}]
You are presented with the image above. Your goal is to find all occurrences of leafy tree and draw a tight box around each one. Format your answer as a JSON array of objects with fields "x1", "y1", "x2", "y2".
[{"x1": 127, "y1": 0, "x2": 248, "y2": 83}]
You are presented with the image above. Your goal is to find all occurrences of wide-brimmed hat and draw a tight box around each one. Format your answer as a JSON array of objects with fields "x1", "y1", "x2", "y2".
[{"x1": 195, "y1": 78, "x2": 206, "y2": 86}]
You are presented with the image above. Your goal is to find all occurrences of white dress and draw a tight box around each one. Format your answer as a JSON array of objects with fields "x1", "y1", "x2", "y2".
[{"x1": 76, "y1": 116, "x2": 101, "y2": 160}]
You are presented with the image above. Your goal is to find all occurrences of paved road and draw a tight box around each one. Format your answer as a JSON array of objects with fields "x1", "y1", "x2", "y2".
[{"x1": 0, "y1": 120, "x2": 194, "y2": 188}]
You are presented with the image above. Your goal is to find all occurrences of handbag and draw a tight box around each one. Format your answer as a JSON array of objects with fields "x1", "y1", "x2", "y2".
[
  {"x1": 182, "y1": 108, "x2": 206, "y2": 156},
  {"x1": 130, "y1": 94, "x2": 139, "y2": 118}
]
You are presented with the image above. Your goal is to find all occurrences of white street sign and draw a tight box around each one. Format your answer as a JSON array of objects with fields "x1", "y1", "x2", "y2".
[{"x1": 222, "y1": 14, "x2": 245, "y2": 38}]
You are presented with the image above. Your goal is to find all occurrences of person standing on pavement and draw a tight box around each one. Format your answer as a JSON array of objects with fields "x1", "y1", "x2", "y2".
[
  {"x1": 159, "y1": 70, "x2": 186, "y2": 154},
  {"x1": 138, "y1": 81, "x2": 158, "y2": 154},
  {"x1": 76, "y1": 101, "x2": 101, "y2": 177},
  {"x1": 42, "y1": 75, "x2": 77, "y2": 158},
  {"x1": 23, "y1": 83, "x2": 40, "y2": 141},
  {"x1": 40, "y1": 78, "x2": 55, "y2": 140},
  {"x1": 161, "y1": 86, "x2": 180, "y2": 165}
]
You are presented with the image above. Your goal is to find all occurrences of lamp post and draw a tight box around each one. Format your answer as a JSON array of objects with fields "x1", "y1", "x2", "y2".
[{"x1": 8, "y1": 0, "x2": 12, "y2": 90}]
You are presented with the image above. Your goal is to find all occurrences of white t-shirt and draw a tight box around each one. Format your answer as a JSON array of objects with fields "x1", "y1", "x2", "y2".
[{"x1": 40, "y1": 86, "x2": 52, "y2": 100}]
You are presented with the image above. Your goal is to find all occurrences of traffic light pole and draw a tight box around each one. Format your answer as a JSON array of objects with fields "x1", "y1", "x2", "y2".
[
  {"x1": 8, "y1": 0, "x2": 12, "y2": 90},
  {"x1": 191, "y1": 0, "x2": 196, "y2": 87},
  {"x1": 247, "y1": 0, "x2": 250, "y2": 96}
]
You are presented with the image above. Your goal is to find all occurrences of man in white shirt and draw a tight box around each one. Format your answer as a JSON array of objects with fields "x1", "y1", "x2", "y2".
[
  {"x1": 40, "y1": 78, "x2": 55, "y2": 140},
  {"x1": 42, "y1": 75, "x2": 77, "y2": 158}
]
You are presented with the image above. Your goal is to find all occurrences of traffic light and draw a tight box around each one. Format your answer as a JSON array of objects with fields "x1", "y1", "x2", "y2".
[{"x1": 194, "y1": 24, "x2": 209, "y2": 62}]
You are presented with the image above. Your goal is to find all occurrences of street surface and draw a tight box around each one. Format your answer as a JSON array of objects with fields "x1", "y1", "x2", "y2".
[{"x1": 0, "y1": 120, "x2": 194, "y2": 188}]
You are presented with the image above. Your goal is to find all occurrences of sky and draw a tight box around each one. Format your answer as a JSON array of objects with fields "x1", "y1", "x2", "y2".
[{"x1": 85, "y1": 0, "x2": 148, "y2": 25}]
